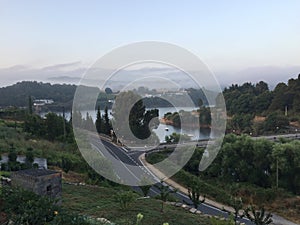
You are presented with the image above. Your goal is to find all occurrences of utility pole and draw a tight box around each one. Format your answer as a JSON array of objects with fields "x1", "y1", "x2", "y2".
[
  {"x1": 276, "y1": 158, "x2": 279, "y2": 189},
  {"x1": 62, "y1": 107, "x2": 66, "y2": 139},
  {"x1": 285, "y1": 105, "x2": 288, "y2": 116}
]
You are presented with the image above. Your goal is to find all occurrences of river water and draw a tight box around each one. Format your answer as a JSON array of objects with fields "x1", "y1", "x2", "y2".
[{"x1": 44, "y1": 107, "x2": 211, "y2": 143}]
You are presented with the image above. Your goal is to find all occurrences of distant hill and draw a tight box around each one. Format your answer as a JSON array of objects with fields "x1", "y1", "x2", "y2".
[
  {"x1": 2, "y1": 75, "x2": 299, "y2": 114},
  {"x1": 0, "y1": 81, "x2": 219, "y2": 111},
  {"x1": 0, "y1": 81, "x2": 98, "y2": 111}
]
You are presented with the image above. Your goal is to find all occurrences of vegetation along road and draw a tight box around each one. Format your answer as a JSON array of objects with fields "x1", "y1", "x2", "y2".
[{"x1": 90, "y1": 135, "x2": 254, "y2": 225}]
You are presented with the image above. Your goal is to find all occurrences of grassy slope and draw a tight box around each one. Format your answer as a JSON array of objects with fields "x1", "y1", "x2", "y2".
[
  {"x1": 0, "y1": 121, "x2": 211, "y2": 225},
  {"x1": 62, "y1": 184, "x2": 210, "y2": 225}
]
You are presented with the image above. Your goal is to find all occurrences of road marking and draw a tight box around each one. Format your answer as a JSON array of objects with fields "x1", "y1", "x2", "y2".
[
  {"x1": 92, "y1": 139, "x2": 142, "y2": 183},
  {"x1": 138, "y1": 154, "x2": 161, "y2": 183},
  {"x1": 91, "y1": 143, "x2": 105, "y2": 157}
]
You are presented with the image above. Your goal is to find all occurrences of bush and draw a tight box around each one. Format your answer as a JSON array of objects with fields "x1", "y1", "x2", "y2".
[
  {"x1": 1, "y1": 187, "x2": 59, "y2": 225},
  {"x1": 253, "y1": 188, "x2": 277, "y2": 204},
  {"x1": 114, "y1": 191, "x2": 136, "y2": 210}
]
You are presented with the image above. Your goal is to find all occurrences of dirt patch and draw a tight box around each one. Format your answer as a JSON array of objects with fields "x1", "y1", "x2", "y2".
[
  {"x1": 254, "y1": 116, "x2": 266, "y2": 122},
  {"x1": 290, "y1": 121, "x2": 300, "y2": 128},
  {"x1": 268, "y1": 196, "x2": 300, "y2": 224},
  {"x1": 48, "y1": 166, "x2": 86, "y2": 183}
]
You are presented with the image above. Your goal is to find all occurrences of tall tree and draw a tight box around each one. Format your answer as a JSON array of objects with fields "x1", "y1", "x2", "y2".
[
  {"x1": 61, "y1": 156, "x2": 72, "y2": 173},
  {"x1": 84, "y1": 112, "x2": 94, "y2": 131},
  {"x1": 187, "y1": 177, "x2": 205, "y2": 208},
  {"x1": 103, "y1": 106, "x2": 111, "y2": 135},
  {"x1": 62, "y1": 107, "x2": 66, "y2": 139},
  {"x1": 272, "y1": 141, "x2": 300, "y2": 194},
  {"x1": 264, "y1": 112, "x2": 289, "y2": 133},
  {"x1": 139, "y1": 176, "x2": 152, "y2": 197},
  {"x1": 45, "y1": 113, "x2": 64, "y2": 141},
  {"x1": 112, "y1": 91, "x2": 159, "y2": 144},
  {"x1": 105, "y1": 87, "x2": 113, "y2": 94},
  {"x1": 268, "y1": 82, "x2": 288, "y2": 111},
  {"x1": 28, "y1": 95, "x2": 33, "y2": 114},
  {"x1": 154, "y1": 180, "x2": 177, "y2": 212},
  {"x1": 95, "y1": 106, "x2": 102, "y2": 134},
  {"x1": 255, "y1": 81, "x2": 269, "y2": 95},
  {"x1": 199, "y1": 106, "x2": 212, "y2": 127},
  {"x1": 25, "y1": 147, "x2": 34, "y2": 167},
  {"x1": 8, "y1": 144, "x2": 17, "y2": 163}
]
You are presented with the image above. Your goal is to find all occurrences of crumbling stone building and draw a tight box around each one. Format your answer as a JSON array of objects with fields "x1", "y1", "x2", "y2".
[{"x1": 11, "y1": 168, "x2": 62, "y2": 199}]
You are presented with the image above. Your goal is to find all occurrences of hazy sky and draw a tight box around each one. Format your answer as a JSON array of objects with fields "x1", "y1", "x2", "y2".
[{"x1": 0, "y1": 1, "x2": 300, "y2": 87}]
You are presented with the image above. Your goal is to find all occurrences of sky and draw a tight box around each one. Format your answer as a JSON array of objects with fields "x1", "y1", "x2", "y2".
[{"x1": 0, "y1": 0, "x2": 300, "y2": 87}]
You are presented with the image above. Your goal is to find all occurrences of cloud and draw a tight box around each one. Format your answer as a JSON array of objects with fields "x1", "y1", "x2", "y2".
[
  {"x1": 0, "y1": 62, "x2": 85, "y2": 87},
  {"x1": 42, "y1": 61, "x2": 82, "y2": 71},
  {"x1": 0, "y1": 63, "x2": 299, "y2": 90}
]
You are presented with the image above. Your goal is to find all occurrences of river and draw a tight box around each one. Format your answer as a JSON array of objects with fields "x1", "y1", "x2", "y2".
[{"x1": 42, "y1": 107, "x2": 212, "y2": 143}]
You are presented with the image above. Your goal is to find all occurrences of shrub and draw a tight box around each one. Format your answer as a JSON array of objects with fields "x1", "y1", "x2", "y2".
[{"x1": 114, "y1": 191, "x2": 136, "y2": 210}]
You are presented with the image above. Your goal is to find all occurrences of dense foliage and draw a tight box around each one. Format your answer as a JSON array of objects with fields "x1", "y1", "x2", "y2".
[
  {"x1": 223, "y1": 81, "x2": 271, "y2": 115},
  {"x1": 146, "y1": 133, "x2": 300, "y2": 208},
  {"x1": 112, "y1": 91, "x2": 159, "y2": 143},
  {"x1": 204, "y1": 134, "x2": 300, "y2": 194},
  {"x1": 222, "y1": 74, "x2": 300, "y2": 134}
]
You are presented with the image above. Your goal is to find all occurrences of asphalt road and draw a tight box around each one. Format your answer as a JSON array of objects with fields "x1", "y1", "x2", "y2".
[{"x1": 89, "y1": 135, "x2": 254, "y2": 225}]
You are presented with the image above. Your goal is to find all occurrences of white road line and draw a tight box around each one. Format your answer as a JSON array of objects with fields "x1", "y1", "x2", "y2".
[
  {"x1": 91, "y1": 143, "x2": 105, "y2": 157},
  {"x1": 150, "y1": 187, "x2": 160, "y2": 195},
  {"x1": 93, "y1": 140, "x2": 142, "y2": 183},
  {"x1": 138, "y1": 154, "x2": 161, "y2": 183}
]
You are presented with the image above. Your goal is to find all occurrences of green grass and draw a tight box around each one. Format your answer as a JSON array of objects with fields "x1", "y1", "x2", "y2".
[
  {"x1": 146, "y1": 149, "x2": 171, "y2": 164},
  {"x1": 0, "y1": 171, "x2": 11, "y2": 177},
  {"x1": 62, "y1": 183, "x2": 211, "y2": 225}
]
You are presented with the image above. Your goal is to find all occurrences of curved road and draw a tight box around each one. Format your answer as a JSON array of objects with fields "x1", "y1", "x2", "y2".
[{"x1": 89, "y1": 135, "x2": 253, "y2": 225}]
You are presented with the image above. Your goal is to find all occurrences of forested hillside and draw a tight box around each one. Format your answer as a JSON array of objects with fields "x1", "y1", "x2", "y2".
[
  {"x1": 223, "y1": 74, "x2": 300, "y2": 116},
  {"x1": 222, "y1": 74, "x2": 300, "y2": 135},
  {"x1": 1, "y1": 74, "x2": 300, "y2": 114},
  {"x1": 0, "y1": 81, "x2": 102, "y2": 110},
  {"x1": 0, "y1": 81, "x2": 76, "y2": 108}
]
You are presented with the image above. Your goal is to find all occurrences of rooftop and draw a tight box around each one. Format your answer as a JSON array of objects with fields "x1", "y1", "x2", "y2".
[{"x1": 14, "y1": 169, "x2": 60, "y2": 177}]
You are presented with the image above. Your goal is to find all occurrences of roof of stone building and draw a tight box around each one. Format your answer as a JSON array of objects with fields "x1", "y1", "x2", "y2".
[{"x1": 14, "y1": 169, "x2": 60, "y2": 177}]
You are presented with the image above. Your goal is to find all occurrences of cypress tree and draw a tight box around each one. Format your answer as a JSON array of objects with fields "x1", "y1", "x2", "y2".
[{"x1": 95, "y1": 106, "x2": 102, "y2": 133}]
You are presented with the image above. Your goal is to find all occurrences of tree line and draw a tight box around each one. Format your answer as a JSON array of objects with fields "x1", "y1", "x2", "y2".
[
  {"x1": 185, "y1": 134, "x2": 300, "y2": 195},
  {"x1": 222, "y1": 74, "x2": 300, "y2": 135}
]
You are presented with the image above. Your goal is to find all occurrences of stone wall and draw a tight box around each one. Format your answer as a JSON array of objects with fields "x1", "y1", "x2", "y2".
[
  {"x1": 11, "y1": 171, "x2": 62, "y2": 199},
  {"x1": 34, "y1": 173, "x2": 62, "y2": 198}
]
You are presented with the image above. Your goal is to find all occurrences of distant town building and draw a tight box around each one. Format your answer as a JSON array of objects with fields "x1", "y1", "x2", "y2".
[
  {"x1": 33, "y1": 99, "x2": 54, "y2": 106},
  {"x1": 11, "y1": 169, "x2": 62, "y2": 199}
]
